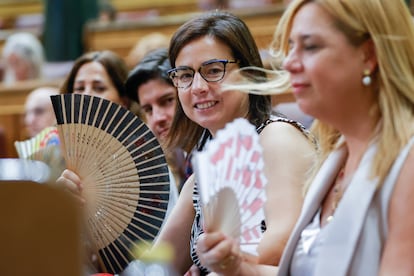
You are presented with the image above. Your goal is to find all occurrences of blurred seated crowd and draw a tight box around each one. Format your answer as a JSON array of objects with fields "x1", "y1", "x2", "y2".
[
  {"x1": 0, "y1": 0, "x2": 278, "y2": 82},
  {"x1": 0, "y1": 0, "x2": 313, "y2": 161}
]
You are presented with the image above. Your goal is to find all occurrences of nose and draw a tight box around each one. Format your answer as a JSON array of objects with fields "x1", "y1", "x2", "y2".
[
  {"x1": 82, "y1": 85, "x2": 93, "y2": 95},
  {"x1": 190, "y1": 71, "x2": 209, "y2": 94},
  {"x1": 152, "y1": 107, "x2": 168, "y2": 123},
  {"x1": 282, "y1": 49, "x2": 303, "y2": 73},
  {"x1": 24, "y1": 112, "x2": 34, "y2": 127}
]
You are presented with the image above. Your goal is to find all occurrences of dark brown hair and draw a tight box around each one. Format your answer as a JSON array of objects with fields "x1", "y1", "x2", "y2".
[
  {"x1": 125, "y1": 48, "x2": 172, "y2": 103},
  {"x1": 60, "y1": 50, "x2": 128, "y2": 99},
  {"x1": 168, "y1": 11, "x2": 271, "y2": 153}
]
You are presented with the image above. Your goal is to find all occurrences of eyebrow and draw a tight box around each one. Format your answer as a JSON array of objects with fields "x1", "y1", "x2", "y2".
[
  {"x1": 288, "y1": 33, "x2": 320, "y2": 47},
  {"x1": 176, "y1": 58, "x2": 231, "y2": 69},
  {"x1": 290, "y1": 33, "x2": 314, "y2": 41},
  {"x1": 158, "y1": 93, "x2": 175, "y2": 101}
]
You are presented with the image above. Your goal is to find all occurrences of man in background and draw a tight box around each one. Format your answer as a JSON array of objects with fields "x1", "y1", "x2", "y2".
[
  {"x1": 125, "y1": 48, "x2": 189, "y2": 189},
  {"x1": 24, "y1": 86, "x2": 59, "y2": 137}
]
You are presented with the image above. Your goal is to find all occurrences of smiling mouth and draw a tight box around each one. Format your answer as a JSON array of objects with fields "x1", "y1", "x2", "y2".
[{"x1": 195, "y1": 101, "x2": 218, "y2": 110}]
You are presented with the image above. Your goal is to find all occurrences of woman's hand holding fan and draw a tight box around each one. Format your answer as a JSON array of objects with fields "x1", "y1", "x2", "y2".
[{"x1": 193, "y1": 118, "x2": 267, "y2": 257}]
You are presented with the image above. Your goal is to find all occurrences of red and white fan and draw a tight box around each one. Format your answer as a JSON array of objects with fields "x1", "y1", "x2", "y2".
[
  {"x1": 50, "y1": 94, "x2": 170, "y2": 274},
  {"x1": 192, "y1": 118, "x2": 267, "y2": 256}
]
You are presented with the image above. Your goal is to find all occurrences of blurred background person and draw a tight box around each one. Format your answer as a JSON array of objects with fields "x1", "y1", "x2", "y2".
[
  {"x1": 60, "y1": 50, "x2": 130, "y2": 109},
  {"x1": 59, "y1": 49, "x2": 130, "y2": 273},
  {"x1": 125, "y1": 32, "x2": 170, "y2": 69},
  {"x1": 1, "y1": 32, "x2": 44, "y2": 84},
  {"x1": 98, "y1": 0, "x2": 117, "y2": 23},
  {"x1": 24, "y1": 86, "x2": 59, "y2": 138},
  {"x1": 19, "y1": 86, "x2": 64, "y2": 184}
]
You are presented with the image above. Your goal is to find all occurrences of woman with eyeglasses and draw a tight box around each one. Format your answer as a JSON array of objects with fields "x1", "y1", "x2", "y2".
[{"x1": 153, "y1": 11, "x2": 316, "y2": 275}]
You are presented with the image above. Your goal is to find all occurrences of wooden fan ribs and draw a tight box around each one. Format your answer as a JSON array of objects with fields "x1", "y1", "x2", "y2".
[{"x1": 50, "y1": 94, "x2": 170, "y2": 274}]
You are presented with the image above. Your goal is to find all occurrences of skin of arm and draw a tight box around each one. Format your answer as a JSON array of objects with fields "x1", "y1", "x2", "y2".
[
  {"x1": 154, "y1": 174, "x2": 196, "y2": 274},
  {"x1": 257, "y1": 122, "x2": 315, "y2": 265},
  {"x1": 379, "y1": 147, "x2": 414, "y2": 275}
]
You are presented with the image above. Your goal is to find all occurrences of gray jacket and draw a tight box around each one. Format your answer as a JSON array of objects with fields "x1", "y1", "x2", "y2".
[{"x1": 278, "y1": 137, "x2": 414, "y2": 276}]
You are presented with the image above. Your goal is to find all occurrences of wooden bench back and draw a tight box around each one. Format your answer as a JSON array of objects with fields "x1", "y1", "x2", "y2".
[
  {"x1": 0, "y1": 78, "x2": 64, "y2": 158},
  {"x1": 0, "y1": 180, "x2": 83, "y2": 275}
]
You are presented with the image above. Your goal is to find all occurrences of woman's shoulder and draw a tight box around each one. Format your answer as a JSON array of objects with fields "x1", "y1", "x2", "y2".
[
  {"x1": 258, "y1": 114, "x2": 315, "y2": 144},
  {"x1": 258, "y1": 114, "x2": 307, "y2": 134},
  {"x1": 258, "y1": 117, "x2": 316, "y2": 159}
]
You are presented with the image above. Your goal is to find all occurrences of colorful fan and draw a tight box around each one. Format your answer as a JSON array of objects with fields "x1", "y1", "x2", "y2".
[
  {"x1": 192, "y1": 118, "x2": 267, "y2": 256},
  {"x1": 50, "y1": 94, "x2": 170, "y2": 274},
  {"x1": 14, "y1": 126, "x2": 65, "y2": 182},
  {"x1": 15, "y1": 126, "x2": 60, "y2": 159}
]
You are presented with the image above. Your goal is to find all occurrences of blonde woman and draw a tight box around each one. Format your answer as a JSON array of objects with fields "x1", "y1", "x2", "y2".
[{"x1": 197, "y1": 0, "x2": 414, "y2": 275}]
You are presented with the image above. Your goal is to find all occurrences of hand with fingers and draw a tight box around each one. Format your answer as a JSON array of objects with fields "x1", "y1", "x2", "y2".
[
  {"x1": 56, "y1": 169, "x2": 86, "y2": 205},
  {"x1": 196, "y1": 232, "x2": 245, "y2": 275},
  {"x1": 184, "y1": 264, "x2": 201, "y2": 276}
]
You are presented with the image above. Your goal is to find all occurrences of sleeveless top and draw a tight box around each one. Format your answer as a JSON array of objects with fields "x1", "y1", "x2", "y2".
[
  {"x1": 289, "y1": 208, "x2": 325, "y2": 276},
  {"x1": 190, "y1": 116, "x2": 310, "y2": 275}
]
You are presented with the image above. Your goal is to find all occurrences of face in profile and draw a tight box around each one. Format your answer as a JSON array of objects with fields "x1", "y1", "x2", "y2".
[
  {"x1": 137, "y1": 78, "x2": 177, "y2": 141},
  {"x1": 73, "y1": 61, "x2": 124, "y2": 106},
  {"x1": 24, "y1": 87, "x2": 58, "y2": 137},
  {"x1": 282, "y1": 2, "x2": 370, "y2": 122},
  {"x1": 7, "y1": 52, "x2": 32, "y2": 82},
  {"x1": 174, "y1": 36, "x2": 249, "y2": 135}
]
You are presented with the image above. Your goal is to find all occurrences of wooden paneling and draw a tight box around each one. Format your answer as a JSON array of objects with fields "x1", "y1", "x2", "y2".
[
  {"x1": 0, "y1": 112, "x2": 22, "y2": 157},
  {"x1": 0, "y1": 0, "x2": 198, "y2": 25},
  {"x1": 112, "y1": 0, "x2": 198, "y2": 14},
  {"x1": 0, "y1": 1, "x2": 42, "y2": 20},
  {"x1": 0, "y1": 78, "x2": 63, "y2": 158},
  {"x1": 85, "y1": 4, "x2": 285, "y2": 61}
]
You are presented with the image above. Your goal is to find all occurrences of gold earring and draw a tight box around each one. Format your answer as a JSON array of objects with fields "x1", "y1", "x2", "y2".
[{"x1": 362, "y1": 69, "x2": 372, "y2": 86}]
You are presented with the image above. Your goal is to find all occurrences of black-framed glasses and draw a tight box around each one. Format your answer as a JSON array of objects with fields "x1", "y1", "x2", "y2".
[{"x1": 167, "y1": 59, "x2": 239, "y2": 89}]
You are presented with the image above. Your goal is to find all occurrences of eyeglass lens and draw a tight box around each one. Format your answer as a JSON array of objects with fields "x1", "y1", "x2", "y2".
[{"x1": 170, "y1": 60, "x2": 235, "y2": 89}]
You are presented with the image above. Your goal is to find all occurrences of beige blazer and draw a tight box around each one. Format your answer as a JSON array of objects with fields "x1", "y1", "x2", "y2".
[{"x1": 278, "y1": 137, "x2": 414, "y2": 276}]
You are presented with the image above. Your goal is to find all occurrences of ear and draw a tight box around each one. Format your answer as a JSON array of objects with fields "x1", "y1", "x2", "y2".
[{"x1": 361, "y1": 39, "x2": 378, "y2": 73}]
